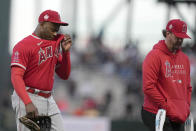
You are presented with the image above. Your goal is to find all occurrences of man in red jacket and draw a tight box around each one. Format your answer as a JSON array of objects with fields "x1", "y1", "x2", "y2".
[
  {"x1": 141, "y1": 19, "x2": 192, "y2": 131},
  {"x1": 11, "y1": 10, "x2": 72, "y2": 131}
]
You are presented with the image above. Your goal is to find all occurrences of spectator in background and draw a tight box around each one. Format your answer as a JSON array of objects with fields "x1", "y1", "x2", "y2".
[{"x1": 99, "y1": 90, "x2": 113, "y2": 116}]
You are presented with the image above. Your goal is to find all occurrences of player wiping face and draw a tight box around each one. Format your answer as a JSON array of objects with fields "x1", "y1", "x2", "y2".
[
  {"x1": 11, "y1": 9, "x2": 71, "y2": 131},
  {"x1": 35, "y1": 22, "x2": 60, "y2": 40}
]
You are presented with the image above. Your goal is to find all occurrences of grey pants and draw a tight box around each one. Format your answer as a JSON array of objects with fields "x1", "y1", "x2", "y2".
[{"x1": 11, "y1": 91, "x2": 65, "y2": 131}]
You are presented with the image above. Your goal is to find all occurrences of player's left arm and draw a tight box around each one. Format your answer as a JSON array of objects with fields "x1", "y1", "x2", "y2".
[
  {"x1": 186, "y1": 60, "x2": 193, "y2": 131},
  {"x1": 55, "y1": 34, "x2": 72, "y2": 80},
  {"x1": 187, "y1": 58, "x2": 192, "y2": 107}
]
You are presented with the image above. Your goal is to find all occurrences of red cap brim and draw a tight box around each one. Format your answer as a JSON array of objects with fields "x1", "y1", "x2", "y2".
[
  {"x1": 57, "y1": 22, "x2": 69, "y2": 26},
  {"x1": 50, "y1": 20, "x2": 69, "y2": 26},
  {"x1": 173, "y1": 32, "x2": 191, "y2": 39}
]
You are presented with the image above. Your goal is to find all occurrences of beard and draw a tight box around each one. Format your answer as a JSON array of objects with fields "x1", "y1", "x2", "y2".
[{"x1": 173, "y1": 41, "x2": 183, "y2": 51}]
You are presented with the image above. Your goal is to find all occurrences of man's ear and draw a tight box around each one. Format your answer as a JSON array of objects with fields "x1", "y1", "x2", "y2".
[{"x1": 166, "y1": 31, "x2": 170, "y2": 37}]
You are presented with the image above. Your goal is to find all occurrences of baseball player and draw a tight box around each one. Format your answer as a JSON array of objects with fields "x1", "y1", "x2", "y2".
[
  {"x1": 11, "y1": 10, "x2": 71, "y2": 131},
  {"x1": 141, "y1": 19, "x2": 192, "y2": 131}
]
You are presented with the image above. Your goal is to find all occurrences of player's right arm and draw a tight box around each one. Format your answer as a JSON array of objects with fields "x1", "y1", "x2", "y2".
[
  {"x1": 143, "y1": 50, "x2": 167, "y2": 109},
  {"x1": 11, "y1": 41, "x2": 38, "y2": 117},
  {"x1": 11, "y1": 66, "x2": 31, "y2": 104},
  {"x1": 11, "y1": 66, "x2": 38, "y2": 117}
]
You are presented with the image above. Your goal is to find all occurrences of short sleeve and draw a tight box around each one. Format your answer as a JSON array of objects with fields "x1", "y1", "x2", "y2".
[{"x1": 11, "y1": 42, "x2": 29, "y2": 70}]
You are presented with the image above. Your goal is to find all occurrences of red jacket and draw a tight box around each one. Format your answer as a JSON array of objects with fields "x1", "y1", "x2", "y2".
[{"x1": 142, "y1": 40, "x2": 192, "y2": 123}]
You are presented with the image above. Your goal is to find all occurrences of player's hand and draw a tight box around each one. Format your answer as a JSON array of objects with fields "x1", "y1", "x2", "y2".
[
  {"x1": 25, "y1": 102, "x2": 38, "y2": 119},
  {"x1": 61, "y1": 34, "x2": 72, "y2": 52}
]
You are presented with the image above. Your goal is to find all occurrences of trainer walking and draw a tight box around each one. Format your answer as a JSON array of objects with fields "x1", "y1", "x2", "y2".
[{"x1": 141, "y1": 19, "x2": 192, "y2": 131}]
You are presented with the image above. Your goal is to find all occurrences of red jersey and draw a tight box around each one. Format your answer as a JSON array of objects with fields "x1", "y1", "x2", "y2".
[
  {"x1": 142, "y1": 40, "x2": 192, "y2": 123},
  {"x1": 11, "y1": 33, "x2": 69, "y2": 91}
]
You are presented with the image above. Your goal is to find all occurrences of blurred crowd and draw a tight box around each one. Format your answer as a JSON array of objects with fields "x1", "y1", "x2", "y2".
[{"x1": 1, "y1": 35, "x2": 196, "y2": 130}]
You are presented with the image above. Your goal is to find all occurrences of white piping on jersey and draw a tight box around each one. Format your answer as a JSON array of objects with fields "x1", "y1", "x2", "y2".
[
  {"x1": 11, "y1": 63, "x2": 26, "y2": 70},
  {"x1": 31, "y1": 34, "x2": 41, "y2": 39},
  {"x1": 37, "y1": 41, "x2": 43, "y2": 46}
]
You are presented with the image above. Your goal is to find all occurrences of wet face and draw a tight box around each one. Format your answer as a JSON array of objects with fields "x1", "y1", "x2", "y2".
[
  {"x1": 40, "y1": 22, "x2": 60, "y2": 40},
  {"x1": 167, "y1": 31, "x2": 183, "y2": 52}
]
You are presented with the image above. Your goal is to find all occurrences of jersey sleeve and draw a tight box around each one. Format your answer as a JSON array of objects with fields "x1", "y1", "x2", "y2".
[
  {"x1": 11, "y1": 66, "x2": 32, "y2": 105},
  {"x1": 55, "y1": 51, "x2": 71, "y2": 80},
  {"x1": 11, "y1": 42, "x2": 29, "y2": 70}
]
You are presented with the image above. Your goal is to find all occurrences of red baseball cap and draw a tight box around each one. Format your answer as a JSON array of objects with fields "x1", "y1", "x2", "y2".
[
  {"x1": 39, "y1": 10, "x2": 68, "y2": 26},
  {"x1": 166, "y1": 19, "x2": 190, "y2": 39}
]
